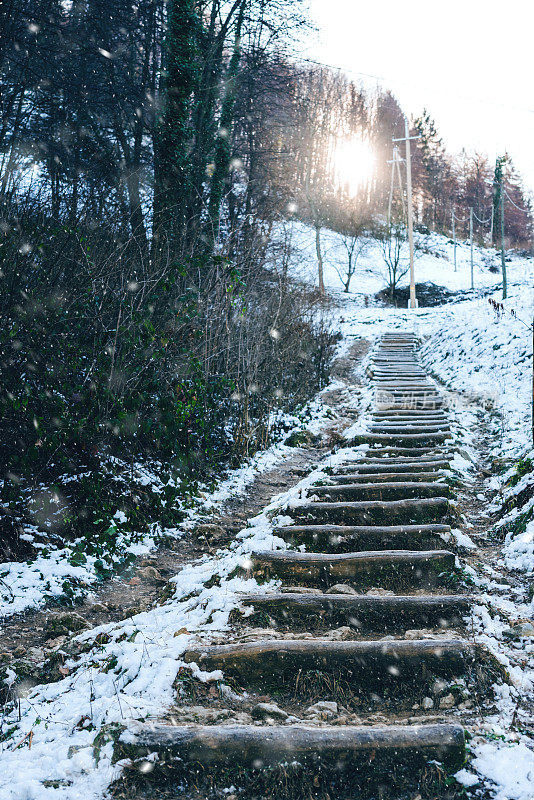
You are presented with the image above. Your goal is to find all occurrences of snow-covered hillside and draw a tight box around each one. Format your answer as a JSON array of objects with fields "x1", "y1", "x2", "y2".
[
  {"x1": 275, "y1": 218, "x2": 524, "y2": 299},
  {"x1": 275, "y1": 220, "x2": 534, "y2": 458}
]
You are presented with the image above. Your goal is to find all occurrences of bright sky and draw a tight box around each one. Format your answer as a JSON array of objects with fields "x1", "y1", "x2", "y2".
[{"x1": 303, "y1": 0, "x2": 534, "y2": 193}]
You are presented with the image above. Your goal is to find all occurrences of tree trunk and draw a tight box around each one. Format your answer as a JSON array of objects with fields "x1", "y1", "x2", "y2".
[
  {"x1": 315, "y1": 224, "x2": 325, "y2": 295},
  {"x1": 207, "y1": 6, "x2": 244, "y2": 244},
  {"x1": 152, "y1": 0, "x2": 200, "y2": 260}
]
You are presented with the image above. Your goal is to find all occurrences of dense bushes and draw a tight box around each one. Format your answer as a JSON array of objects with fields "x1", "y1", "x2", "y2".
[{"x1": 0, "y1": 197, "x2": 337, "y2": 561}]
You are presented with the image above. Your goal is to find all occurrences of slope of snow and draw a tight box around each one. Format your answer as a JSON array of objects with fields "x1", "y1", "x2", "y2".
[{"x1": 275, "y1": 218, "x2": 517, "y2": 298}]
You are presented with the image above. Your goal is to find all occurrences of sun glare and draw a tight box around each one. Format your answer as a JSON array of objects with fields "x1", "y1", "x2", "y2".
[{"x1": 333, "y1": 137, "x2": 375, "y2": 195}]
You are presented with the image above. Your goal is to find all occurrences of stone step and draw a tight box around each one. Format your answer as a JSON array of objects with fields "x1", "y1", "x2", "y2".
[
  {"x1": 239, "y1": 592, "x2": 470, "y2": 631},
  {"x1": 184, "y1": 639, "x2": 478, "y2": 690},
  {"x1": 251, "y1": 548, "x2": 456, "y2": 588},
  {"x1": 290, "y1": 497, "x2": 450, "y2": 526},
  {"x1": 311, "y1": 482, "x2": 452, "y2": 501},
  {"x1": 274, "y1": 523, "x2": 452, "y2": 552},
  {"x1": 118, "y1": 722, "x2": 466, "y2": 773}
]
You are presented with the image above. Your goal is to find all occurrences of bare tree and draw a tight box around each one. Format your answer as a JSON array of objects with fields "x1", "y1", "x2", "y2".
[
  {"x1": 377, "y1": 221, "x2": 409, "y2": 303},
  {"x1": 332, "y1": 214, "x2": 370, "y2": 292}
]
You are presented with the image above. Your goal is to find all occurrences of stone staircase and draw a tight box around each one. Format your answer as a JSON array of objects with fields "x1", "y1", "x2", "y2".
[{"x1": 118, "y1": 332, "x2": 501, "y2": 798}]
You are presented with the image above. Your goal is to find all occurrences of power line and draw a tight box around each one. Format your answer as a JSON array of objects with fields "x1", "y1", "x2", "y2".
[
  {"x1": 452, "y1": 209, "x2": 469, "y2": 224},
  {"x1": 291, "y1": 53, "x2": 534, "y2": 117},
  {"x1": 504, "y1": 188, "x2": 531, "y2": 214}
]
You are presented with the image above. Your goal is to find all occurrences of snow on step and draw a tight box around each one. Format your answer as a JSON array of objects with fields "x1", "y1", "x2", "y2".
[
  {"x1": 332, "y1": 459, "x2": 450, "y2": 473},
  {"x1": 332, "y1": 471, "x2": 447, "y2": 483},
  {"x1": 238, "y1": 592, "x2": 471, "y2": 631},
  {"x1": 118, "y1": 723, "x2": 466, "y2": 772},
  {"x1": 274, "y1": 523, "x2": 453, "y2": 552},
  {"x1": 184, "y1": 639, "x2": 477, "y2": 688},
  {"x1": 291, "y1": 497, "x2": 450, "y2": 525},
  {"x1": 251, "y1": 548, "x2": 456, "y2": 587},
  {"x1": 311, "y1": 481, "x2": 452, "y2": 501}
]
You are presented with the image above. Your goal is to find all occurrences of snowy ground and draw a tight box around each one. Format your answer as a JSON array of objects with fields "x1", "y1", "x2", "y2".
[
  {"x1": 1, "y1": 222, "x2": 533, "y2": 800},
  {"x1": 276, "y1": 218, "x2": 514, "y2": 299}
]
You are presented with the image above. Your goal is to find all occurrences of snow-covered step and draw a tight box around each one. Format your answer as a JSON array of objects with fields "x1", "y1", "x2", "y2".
[
  {"x1": 251, "y1": 548, "x2": 456, "y2": 588},
  {"x1": 349, "y1": 432, "x2": 451, "y2": 446},
  {"x1": 274, "y1": 523, "x2": 453, "y2": 552},
  {"x1": 311, "y1": 481, "x2": 452, "y2": 501},
  {"x1": 331, "y1": 471, "x2": 447, "y2": 483},
  {"x1": 184, "y1": 639, "x2": 477, "y2": 691},
  {"x1": 290, "y1": 497, "x2": 450, "y2": 526},
  {"x1": 118, "y1": 723, "x2": 466, "y2": 773},
  {"x1": 369, "y1": 424, "x2": 450, "y2": 434},
  {"x1": 332, "y1": 457, "x2": 451, "y2": 471},
  {"x1": 372, "y1": 409, "x2": 448, "y2": 418},
  {"x1": 239, "y1": 592, "x2": 471, "y2": 631}
]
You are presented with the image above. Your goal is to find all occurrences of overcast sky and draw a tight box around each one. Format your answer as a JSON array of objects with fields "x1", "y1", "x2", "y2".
[{"x1": 302, "y1": 0, "x2": 534, "y2": 192}]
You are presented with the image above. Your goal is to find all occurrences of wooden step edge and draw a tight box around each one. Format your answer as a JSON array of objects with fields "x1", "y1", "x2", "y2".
[
  {"x1": 371, "y1": 412, "x2": 448, "y2": 418},
  {"x1": 313, "y1": 481, "x2": 450, "y2": 491},
  {"x1": 349, "y1": 434, "x2": 451, "y2": 444},
  {"x1": 290, "y1": 499, "x2": 450, "y2": 527},
  {"x1": 311, "y1": 486, "x2": 452, "y2": 503},
  {"x1": 369, "y1": 428, "x2": 451, "y2": 435},
  {"x1": 251, "y1": 548, "x2": 455, "y2": 565},
  {"x1": 375, "y1": 404, "x2": 446, "y2": 411},
  {"x1": 331, "y1": 472, "x2": 447, "y2": 482},
  {"x1": 238, "y1": 593, "x2": 472, "y2": 617},
  {"x1": 250, "y1": 549, "x2": 456, "y2": 582},
  {"x1": 274, "y1": 523, "x2": 452, "y2": 536},
  {"x1": 369, "y1": 422, "x2": 450, "y2": 428},
  {"x1": 335, "y1": 457, "x2": 450, "y2": 465},
  {"x1": 331, "y1": 467, "x2": 451, "y2": 476},
  {"x1": 117, "y1": 722, "x2": 466, "y2": 771},
  {"x1": 184, "y1": 638, "x2": 476, "y2": 668}
]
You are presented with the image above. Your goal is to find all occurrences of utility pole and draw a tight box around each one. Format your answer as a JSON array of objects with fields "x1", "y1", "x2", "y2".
[
  {"x1": 395, "y1": 151, "x2": 406, "y2": 219},
  {"x1": 405, "y1": 118, "x2": 416, "y2": 309},
  {"x1": 387, "y1": 147, "x2": 396, "y2": 226},
  {"x1": 500, "y1": 188, "x2": 507, "y2": 300},
  {"x1": 469, "y1": 207, "x2": 474, "y2": 290},
  {"x1": 393, "y1": 118, "x2": 420, "y2": 309},
  {"x1": 387, "y1": 146, "x2": 406, "y2": 226},
  {"x1": 452, "y1": 209, "x2": 457, "y2": 271}
]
